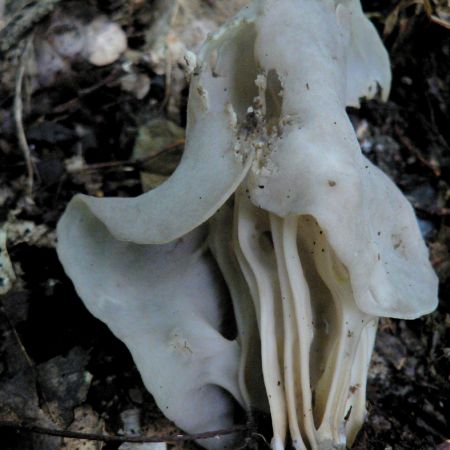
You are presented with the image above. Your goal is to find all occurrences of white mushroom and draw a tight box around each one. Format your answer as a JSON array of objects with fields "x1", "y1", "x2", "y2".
[{"x1": 57, "y1": 1, "x2": 438, "y2": 449}]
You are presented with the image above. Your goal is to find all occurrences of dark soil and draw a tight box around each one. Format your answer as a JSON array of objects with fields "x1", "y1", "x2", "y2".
[{"x1": 0, "y1": 1, "x2": 449, "y2": 449}]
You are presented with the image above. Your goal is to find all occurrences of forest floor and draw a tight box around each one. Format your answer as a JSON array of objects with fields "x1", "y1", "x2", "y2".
[{"x1": 0, "y1": 1, "x2": 449, "y2": 449}]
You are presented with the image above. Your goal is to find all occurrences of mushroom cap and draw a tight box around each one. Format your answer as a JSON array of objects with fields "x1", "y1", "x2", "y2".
[
  {"x1": 247, "y1": 121, "x2": 438, "y2": 319},
  {"x1": 64, "y1": 0, "x2": 392, "y2": 247}
]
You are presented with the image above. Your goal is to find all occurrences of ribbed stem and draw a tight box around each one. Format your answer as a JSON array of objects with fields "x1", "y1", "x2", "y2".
[{"x1": 234, "y1": 193, "x2": 287, "y2": 448}]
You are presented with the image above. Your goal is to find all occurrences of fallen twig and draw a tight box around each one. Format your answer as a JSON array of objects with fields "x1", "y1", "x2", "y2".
[
  {"x1": 422, "y1": 0, "x2": 450, "y2": 30},
  {"x1": 53, "y1": 70, "x2": 123, "y2": 115},
  {"x1": 384, "y1": 0, "x2": 450, "y2": 37},
  {"x1": 0, "y1": 420, "x2": 247, "y2": 443},
  {"x1": 68, "y1": 140, "x2": 185, "y2": 173},
  {"x1": 14, "y1": 36, "x2": 34, "y2": 197},
  {"x1": 394, "y1": 125, "x2": 441, "y2": 177},
  {"x1": 414, "y1": 205, "x2": 450, "y2": 218}
]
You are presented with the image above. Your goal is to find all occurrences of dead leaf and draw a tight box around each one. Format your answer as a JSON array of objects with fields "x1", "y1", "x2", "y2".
[
  {"x1": 37, "y1": 347, "x2": 92, "y2": 426},
  {"x1": 61, "y1": 405, "x2": 105, "y2": 450},
  {"x1": 132, "y1": 118, "x2": 184, "y2": 191}
]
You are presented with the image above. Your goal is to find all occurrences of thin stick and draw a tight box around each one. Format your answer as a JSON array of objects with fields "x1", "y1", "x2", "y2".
[
  {"x1": 0, "y1": 420, "x2": 247, "y2": 443},
  {"x1": 14, "y1": 36, "x2": 34, "y2": 197},
  {"x1": 53, "y1": 70, "x2": 122, "y2": 114},
  {"x1": 68, "y1": 140, "x2": 185, "y2": 173},
  {"x1": 394, "y1": 125, "x2": 441, "y2": 177}
]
